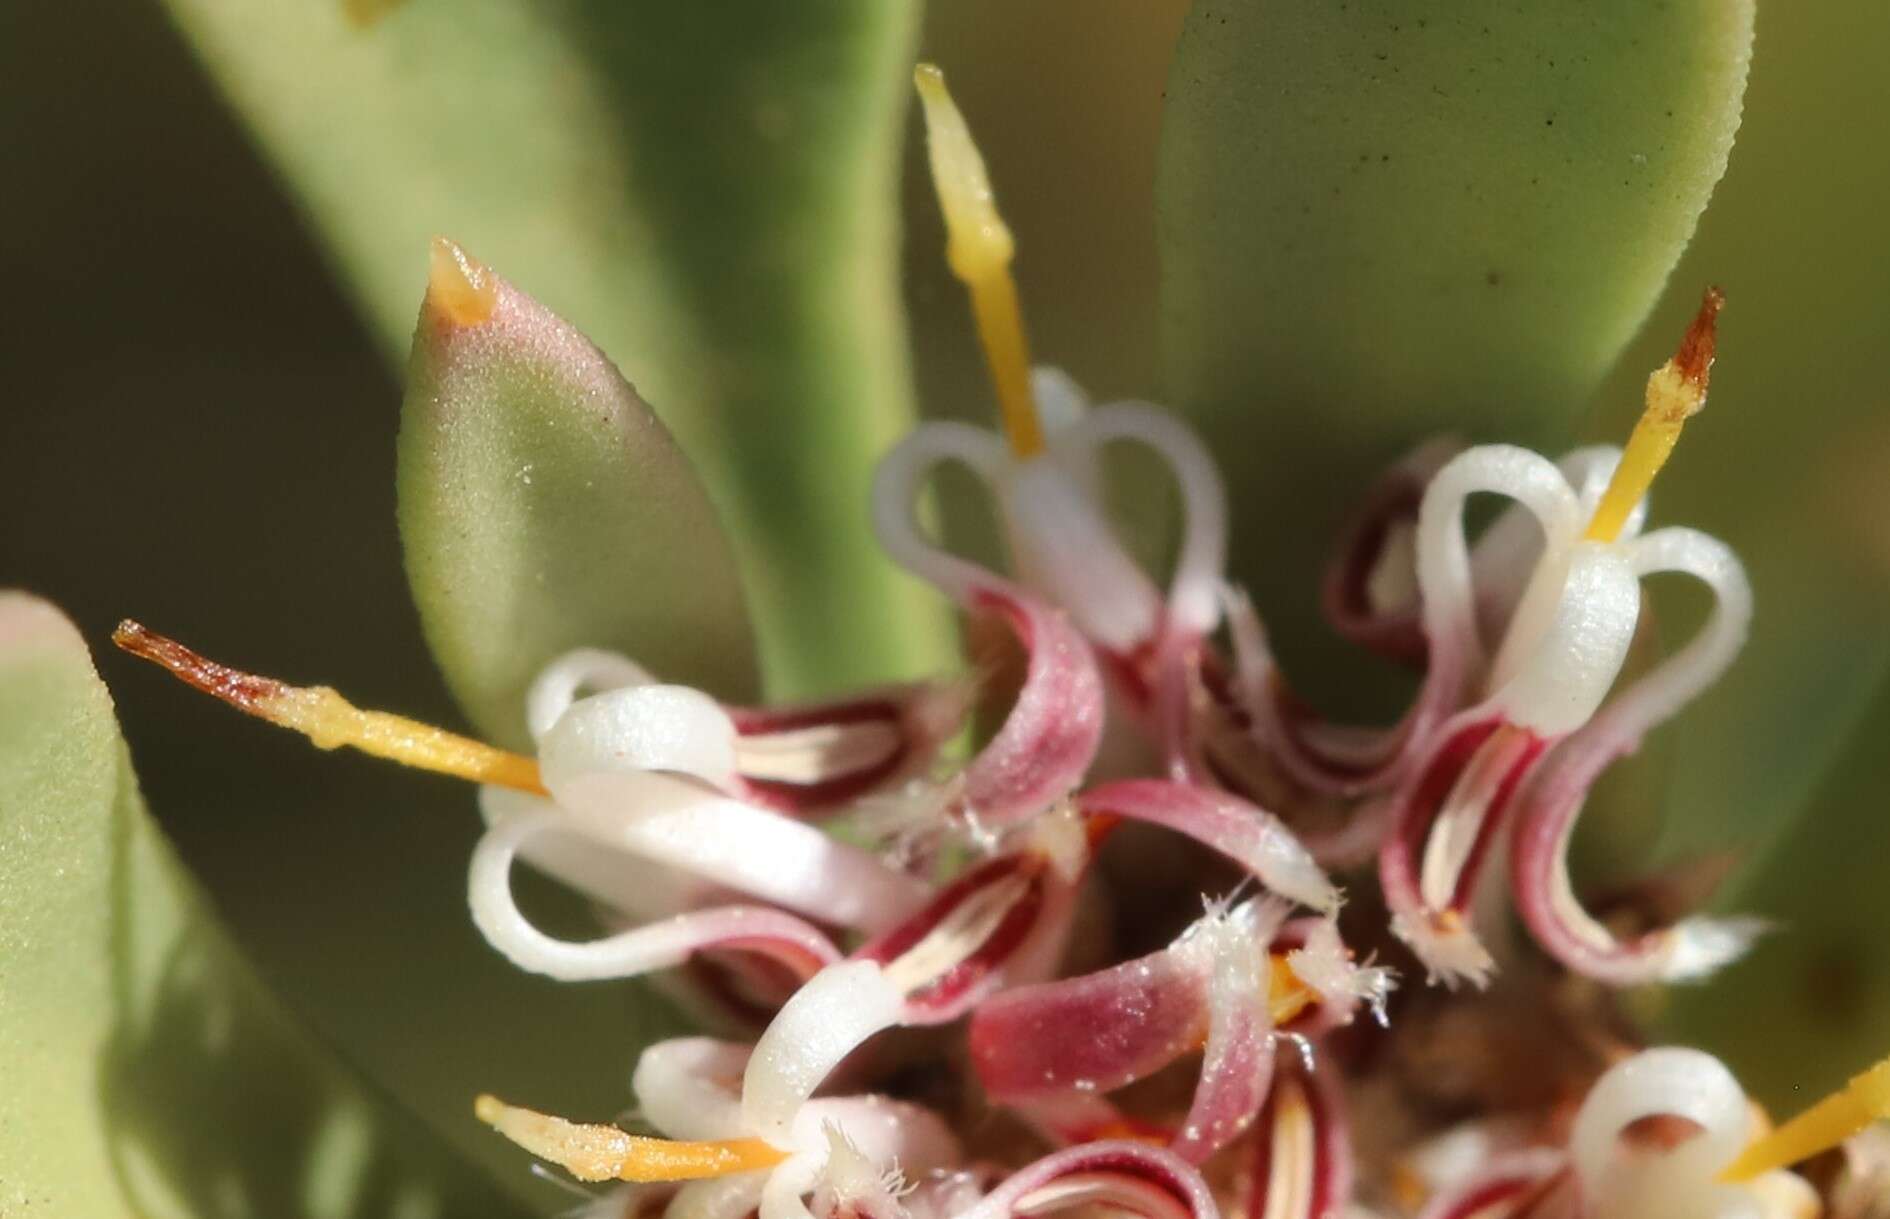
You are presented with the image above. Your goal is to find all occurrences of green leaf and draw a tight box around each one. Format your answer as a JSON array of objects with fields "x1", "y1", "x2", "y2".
[
  {"x1": 0, "y1": 591, "x2": 525, "y2": 1219},
  {"x1": 399, "y1": 241, "x2": 758, "y2": 748},
  {"x1": 1575, "y1": 0, "x2": 1890, "y2": 879},
  {"x1": 156, "y1": 0, "x2": 954, "y2": 698},
  {"x1": 1157, "y1": 0, "x2": 1754, "y2": 677}
]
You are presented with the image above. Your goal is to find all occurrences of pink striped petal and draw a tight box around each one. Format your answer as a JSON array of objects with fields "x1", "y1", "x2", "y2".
[
  {"x1": 1508, "y1": 527, "x2": 1758, "y2": 987},
  {"x1": 1319, "y1": 438, "x2": 1463, "y2": 666},
  {"x1": 958, "y1": 585, "x2": 1106, "y2": 828},
  {"x1": 1414, "y1": 1154, "x2": 1570, "y2": 1219},
  {"x1": 1379, "y1": 714, "x2": 1548, "y2": 988},
  {"x1": 1079, "y1": 779, "x2": 1339, "y2": 913},
  {"x1": 855, "y1": 838, "x2": 1083, "y2": 1024},
  {"x1": 726, "y1": 680, "x2": 971, "y2": 816},
  {"x1": 971, "y1": 901, "x2": 1285, "y2": 1163},
  {"x1": 954, "y1": 1143, "x2": 1221, "y2": 1219},
  {"x1": 1242, "y1": 1051, "x2": 1355, "y2": 1219}
]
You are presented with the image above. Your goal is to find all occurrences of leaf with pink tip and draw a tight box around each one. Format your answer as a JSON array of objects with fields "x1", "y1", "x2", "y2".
[{"x1": 399, "y1": 242, "x2": 758, "y2": 748}]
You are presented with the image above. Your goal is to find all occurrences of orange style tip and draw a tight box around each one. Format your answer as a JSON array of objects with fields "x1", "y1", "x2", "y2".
[
  {"x1": 427, "y1": 236, "x2": 499, "y2": 327},
  {"x1": 1672, "y1": 285, "x2": 1725, "y2": 391},
  {"x1": 473, "y1": 1094, "x2": 506, "y2": 1125},
  {"x1": 111, "y1": 620, "x2": 281, "y2": 710}
]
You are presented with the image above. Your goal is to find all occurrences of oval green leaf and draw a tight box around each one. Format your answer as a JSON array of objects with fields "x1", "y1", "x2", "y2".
[
  {"x1": 399, "y1": 242, "x2": 757, "y2": 747},
  {"x1": 156, "y1": 0, "x2": 953, "y2": 697},
  {"x1": 1158, "y1": 0, "x2": 1753, "y2": 671},
  {"x1": 0, "y1": 591, "x2": 526, "y2": 1219}
]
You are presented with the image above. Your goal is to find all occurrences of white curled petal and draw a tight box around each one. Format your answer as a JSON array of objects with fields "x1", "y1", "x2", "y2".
[
  {"x1": 477, "y1": 785, "x2": 702, "y2": 919},
  {"x1": 597, "y1": 797, "x2": 930, "y2": 932},
  {"x1": 541, "y1": 685, "x2": 742, "y2": 813},
  {"x1": 999, "y1": 456, "x2": 1162, "y2": 651},
  {"x1": 1622, "y1": 528, "x2": 1754, "y2": 732},
  {"x1": 871, "y1": 421, "x2": 1011, "y2": 602},
  {"x1": 668, "y1": 1175, "x2": 768, "y2": 1219},
  {"x1": 527, "y1": 648, "x2": 656, "y2": 743},
  {"x1": 759, "y1": 1154, "x2": 826, "y2": 1219},
  {"x1": 1488, "y1": 543, "x2": 1642, "y2": 735},
  {"x1": 1571, "y1": 1047, "x2": 1753, "y2": 1219},
  {"x1": 631, "y1": 1038, "x2": 751, "y2": 1141},
  {"x1": 1418, "y1": 444, "x2": 1583, "y2": 679},
  {"x1": 1063, "y1": 402, "x2": 1230, "y2": 637},
  {"x1": 1470, "y1": 445, "x2": 1630, "y2": 632},
  {"x1": 469, "y1": 811, "x2": 839, "y2": 983},
  {"x1": 742, "y1": 961, "x2": 907, "y2": 1144}
]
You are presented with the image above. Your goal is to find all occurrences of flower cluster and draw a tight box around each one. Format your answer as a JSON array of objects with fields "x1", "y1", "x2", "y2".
[{"x1": 114, "y1": 63, "x2": 1890, "y2": 1219}]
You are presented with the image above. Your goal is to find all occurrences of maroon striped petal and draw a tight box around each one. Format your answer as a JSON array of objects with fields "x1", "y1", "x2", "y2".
[
  {"x1": 1242, "y1": 1051, "x2": 1355, "y2": 1219},
  {"x1": 1320, "y1": 438, "x2": 1463, "y2": 667},
  {"x1": 855, "y1": 818, "x2": 1088, "y2": 1024},
  {"x1": 954, "y1": 1143, "x2": 1221, "y2": 1219},
  {"x1": 726, "y1": 680, "x2": 972, "y2": 815},
  {"x1": 1379, "y1": 714, "x2": 1549, "y2": 989}
]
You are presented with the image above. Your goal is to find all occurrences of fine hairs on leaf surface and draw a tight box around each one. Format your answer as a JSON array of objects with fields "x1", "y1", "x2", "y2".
[
  {"x1": 1158, "y1": 0, "x2": 1755, "y2": 686},
  {"x1": 0, "y1": 592, "x2": 526, "y2": 1219},
  {"x1": 156, "y1": 0, "x2": 954, "y2": 699}
]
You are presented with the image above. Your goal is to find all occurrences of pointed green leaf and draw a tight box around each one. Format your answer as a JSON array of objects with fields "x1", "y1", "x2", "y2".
[
  {"x1": 0, "y1": 592, "x2": 526, "y2": 1219},
  {"x1": 1158, "y1": 1, "x2": 1753, "y2": 671},
  {"x1": 156, "y1": 0, "x2": 953, "y2": 697},
  {"x1": 399, "y1": 242, "x2": 758, "y2": 747}
]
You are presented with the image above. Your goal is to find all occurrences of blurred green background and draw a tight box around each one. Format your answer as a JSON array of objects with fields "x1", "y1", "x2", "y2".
[{"x1": 2, "y1": 0, "x2": 1888, "y2": 1212}]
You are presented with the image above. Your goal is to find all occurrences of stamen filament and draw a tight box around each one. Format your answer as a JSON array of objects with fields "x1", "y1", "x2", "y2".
[
  {"x1": 113, "y1": 621, "x2": 545, "y2": 794},
  {"x1": 913, "y1": 63, "x2": 1045, "y2": 460},
  {"x1": 1720, "y1": 1053, "x2": 1890, "y2": 1182},
  {"x1": 473, "y1": 1095, "x2": 787, "y2": 1183},
  {"x1": 1584, "y1": 287, "x2": 1724, "y2": 543}
]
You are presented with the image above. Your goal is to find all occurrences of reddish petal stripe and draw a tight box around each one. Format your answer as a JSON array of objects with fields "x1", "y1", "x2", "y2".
[
  {"x1": 1224, "y1": 575, "x2": 1476, "y2": 799},
  {"x1": 1379, "y1": 715, "x2": 1547, "y2": 986},
  {"x1": 960, "y1": 585, "x2": 1106, "y2": 826},
  {"x1": 1413, "y1": 1156, "x2": 1569, "y2": 1219},
  {"x1": 1320, "y1": 439, "x2": 1462, "y2": 668},
  {"x1": 1508, "y1": 709, "x2": 1762, "y2": 987},
  {"x1": 726, "y1": 682, "x2": 964, "y2": 814},
  {"x1": 854, "y1": 851, "x2": 1064, "y2": 1024},
  {"x1": 955, "y1": 1142, "x2": 1222, "y2": 1219},
  {"x1": 1244, "y1": 1052, "x2": 1355, "y2": 1219},
  {"x1": 970, "y1": 936, "x2": 1211, "y2": 1101},
  {"x1": 1322, "y1": 489, "x2": 1428, "y2": 666}
]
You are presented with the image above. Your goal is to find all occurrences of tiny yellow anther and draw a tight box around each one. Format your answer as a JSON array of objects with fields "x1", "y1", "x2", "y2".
[
  {"x1": 1721, "y1": 1054, "x2": 1890, "y2": 1183},
  {"x1": 913, "y1": 63, "x2": 1045, "y2": 460},
  {"x1": 113, "y1": 621, "x2": 545, "y2": 794},
  {"x1": 1584, "y1": 287, "x2": 1724, "y2": 543},
  {"x1": 474, "y1": 1095, "x2": 788, "y2": 1183},
  {"x1": 1268, "y1": 953, "x2": 1318, "y2": 1026},
  {"x1": 427, "y1": 236, "x2": 500, "y2": 327}
]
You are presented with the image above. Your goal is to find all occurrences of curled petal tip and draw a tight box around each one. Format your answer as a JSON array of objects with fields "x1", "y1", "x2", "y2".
[{"x1": 427, "y1": 235, "x2": 499, "y2": 327}]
